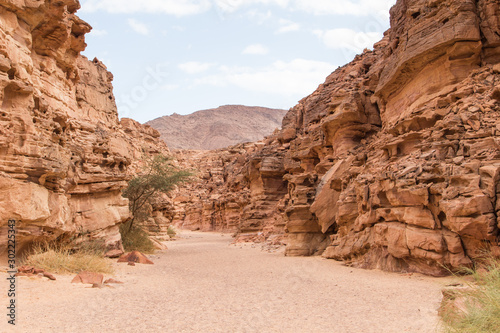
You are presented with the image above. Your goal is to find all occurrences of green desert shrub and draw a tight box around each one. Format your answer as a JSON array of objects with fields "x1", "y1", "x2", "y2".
[
  {"x1": 167, "y1": 225, "x2": 177, "y2": 238},
  {"x1": 119, "y1": 221, "x2": 155, "y2": 253},
  {"x1": 121, "y1": 154, "x2": 191, "y2": 250},
  {"x1": 441, "y1": 257, "x2": 500, "y2": 333}
]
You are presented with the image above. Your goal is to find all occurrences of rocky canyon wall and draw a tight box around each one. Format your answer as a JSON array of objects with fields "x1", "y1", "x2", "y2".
[
  {"x1": 167, "y1": 0, "x2": 500, "y2": 275},
  {"x1": 0, "y1": 0, "x2": 168, "y2": 256},
  {"x1": 5, "y1": 0, "x2": 499, "y2": 277},
  {"x1": 148, "y1": 140, "x2": 288, "y2": 245}
]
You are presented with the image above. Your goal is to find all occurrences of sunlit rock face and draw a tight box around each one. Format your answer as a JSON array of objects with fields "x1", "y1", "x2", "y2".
[
  {"x1": 162, "y1": 142, "x2": 288, "y2": 244},
  {"x1": 167, "y1": 0, "x2": 500, "y2": 275},
  {"x1": 280, "y1": 0, "x2": 500, "y2": 275},
  {"x1": 0, "y1": 0, "x2": 168, "y2": 255}
]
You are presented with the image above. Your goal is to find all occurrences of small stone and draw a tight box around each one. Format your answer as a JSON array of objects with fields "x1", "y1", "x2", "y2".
[
  {"x1": 71, "y1": 271, "x2": 104, "y2": 285},
  {"x1": 118, "y1": 251, "x2": 154, "y2": 265},
  {"x1": 105, "y1": 249, "x2": 124, "y2": 258}
]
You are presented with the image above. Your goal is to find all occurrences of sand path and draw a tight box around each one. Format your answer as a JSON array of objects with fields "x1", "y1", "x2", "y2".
[{"x1": 1, "y1": 231, "x2": 452, "y2": 333}]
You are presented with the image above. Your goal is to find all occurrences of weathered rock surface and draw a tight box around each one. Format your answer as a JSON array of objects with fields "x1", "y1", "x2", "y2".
[
  {"x1": 0, "y1": 1, "x2": 168, "y2": 256},
  {"x1": 165, "y1": 0, "x2": 500, "y2": 275},
  {"x1": 117, "y1": 251, "x2": 154, "y2": 265},
  {"x1": 167, "y1": 141, "x2": 288, "y2": 244},
  {"x1": 71, "y1": 271, "x2": 103, "y2": 285},
  {"x1": 16, "y1": 265, "x2": 56, "y2": 280},
  {"x1": 275, "y1": 0, "x2": 500, "y2": 275},
  {"x1": 146, "y1": 105, "x2": 287, "y2": 150},
  {"x1": 282, "y1": 0, "x2": 500, "y2": 275}
]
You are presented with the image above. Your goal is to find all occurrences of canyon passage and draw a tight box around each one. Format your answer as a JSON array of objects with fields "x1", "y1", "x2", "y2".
[{"x1": 1, "y1": 231, "x2": 450, "y2": 333}]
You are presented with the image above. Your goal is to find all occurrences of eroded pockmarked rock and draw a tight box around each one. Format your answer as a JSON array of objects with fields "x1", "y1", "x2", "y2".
[
  {"x1": 0, "y1": 1, "x2": 169, "y2": 256},
  {"x1": 165, "y1": 0, "x2": 500, "y2": 275}
]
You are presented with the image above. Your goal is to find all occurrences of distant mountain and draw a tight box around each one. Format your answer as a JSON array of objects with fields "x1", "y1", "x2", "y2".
[{"x1": 146, "y1": 105, "x2": 288, "y2": 150}]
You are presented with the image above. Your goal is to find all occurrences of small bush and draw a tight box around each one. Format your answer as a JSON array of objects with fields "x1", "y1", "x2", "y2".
[
  {"x1": 167, "y1": 225, "x2": 177, "y2": 238},
  {"x1": 122, "y1": 154, "x2": 192, "y2": 234},
  {"x1": 22, "y1": 241, "x2": 113, "y2": 275},
  {"x1": 73, "y1": 238, "x2": 107, "y2": 257},
  {"x1": 441, "y1": 257, "x2": 500, "y2": 333},
  {"x1": 119, "y1": 221, "x2": 155, "y2": 253}
]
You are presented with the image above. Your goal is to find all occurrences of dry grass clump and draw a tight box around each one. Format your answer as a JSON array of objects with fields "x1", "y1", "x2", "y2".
[
  {"x1": 21, "y1": 240, "x2": 114, "y2": 275},
  {"x1": 119, "y1": 222, "x2": 155, "y2": 254},
  {"x1": 167, "y1": 225, "x2": 177, "y2": 238},
  {"x1": 440, "y1": 257, "x2": 500, "y2": 333}
]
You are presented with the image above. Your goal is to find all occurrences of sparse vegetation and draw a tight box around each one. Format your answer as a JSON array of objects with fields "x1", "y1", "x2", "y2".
[
  {"x1": 21, "y1": 239, "x2": 113, "y2": 274},
  {"x1": 119, "y1": 222, "x2": 155, "y2": 253},
  {"x1": 167, "y1": 225, "x2": 177, "y2": 238},
  {"x1": 120, "y1": 154, "x2": 191, "y2": 250},
  {"x1": 440, "y1": 257, "x2": 500, "y2": 333}
]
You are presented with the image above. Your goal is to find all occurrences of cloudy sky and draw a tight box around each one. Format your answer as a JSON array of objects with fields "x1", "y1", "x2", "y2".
[{"x1": 79, "y1": 0, "x2": 396, "y2": 123}]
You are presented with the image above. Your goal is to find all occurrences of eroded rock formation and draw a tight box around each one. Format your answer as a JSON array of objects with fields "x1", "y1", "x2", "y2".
[
  {"x1": 166, "y1": 0, "x2": 500, "y2": 275},
  {"x1": 287, "y1": 0, "x2": 500, "y2": 275},
  {"x1": 145, "y1": 141, "x2": 287, "y2": 245},
  {"x1": 0, "y1": 0, "x2": 167, "y2": 256}
]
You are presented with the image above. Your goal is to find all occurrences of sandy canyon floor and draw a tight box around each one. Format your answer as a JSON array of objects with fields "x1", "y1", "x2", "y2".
[{"x1": 1, "y1": 231, "x2": 455, "y2": 332}]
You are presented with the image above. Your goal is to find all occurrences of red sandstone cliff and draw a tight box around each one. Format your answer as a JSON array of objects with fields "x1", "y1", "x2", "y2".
[
  {"x1": 0, "y1": 0, "x2": 168, "y2": 255},
  {"x1": 2, "y1": 0, "x2": 500, "y2": 277},
  {"x1": 165, "y1": 0, "x2": 500, "y2": 275}
]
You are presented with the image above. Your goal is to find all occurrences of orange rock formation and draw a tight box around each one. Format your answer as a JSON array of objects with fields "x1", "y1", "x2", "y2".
[
  {"x1": 0, "y1": 0, "x2": 167, "y2": 255},
  {"x1": 166, "y1": 0, "x2": 500, "y2": 275}
]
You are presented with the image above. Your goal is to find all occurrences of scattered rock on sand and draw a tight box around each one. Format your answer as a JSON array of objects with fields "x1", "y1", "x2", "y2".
[
  {"x1": 16, "y1": 266, "x2": 56, "y2": 280},
  {"x1": 117, "y1": 251, "x2": 154, "y2": 265},
  {"x1": 104, "y1": 249, "x2": 124, "y2": 258},
  {"x1": 71, "y1": 271, "x2": 104, "y2": 285}
]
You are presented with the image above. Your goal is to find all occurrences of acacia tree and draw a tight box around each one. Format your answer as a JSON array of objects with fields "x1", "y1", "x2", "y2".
[{"x1": 122, "y1": 154, "x2": 191, "y2": 235}]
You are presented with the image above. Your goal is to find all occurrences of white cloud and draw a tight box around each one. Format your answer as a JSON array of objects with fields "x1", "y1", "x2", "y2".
[
  {"x1": 81, "y1": 0, "x2": 211, "y2": 16},
  {"x1": 81, "y1": 0, "x2": 395, "y2": 18},
  {"x1": 195, "y1": 59, "x2": 335, "y2": 96},
  {"x1": 90, "y1": 28, "x2": 108, "y2": 36},
  {"x1": 213, "y1": 0, "x2": 394, "y2": 17},
  {"x1": 245, "y1": 9, "x2": 273, "y2": 24},
  {"x1": 315, "y1": 28, "x2": 382, "y2": 53},
  {"x1": 161, "y1": 84, "x2": 180, "y2": 91},
  {"x1": 214, "y1": 0, "x2": 290, "y2": 13},
  {"x1": 276, "y1": 19, "x2": 300, "y2": 34},
  {"x1": 293, "y1": 0, "x2": 395, "y2": 17},
  {"x1": 242, "y1": 44, "x2": 269, "y2": 55},
  {"x1": 127, "y1": 19, "x2": 149, "y2": 35},
  {"x1": 178, "y1": 61, "x2": 215, "y2": 74}
]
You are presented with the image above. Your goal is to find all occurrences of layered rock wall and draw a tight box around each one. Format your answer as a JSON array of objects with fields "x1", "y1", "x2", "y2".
[
  {"x1": 0, "y1": 0, "x2": 167, "y2": 255},
  {"x1": 281, "y1": 0, "x2": 500, "y2": 275},
  {"x1": 152, "y1": 141, "x2": 287, "y2": 244},
  {"x1": 167, "y1": 0, "x2": 500, "y2": 275}
]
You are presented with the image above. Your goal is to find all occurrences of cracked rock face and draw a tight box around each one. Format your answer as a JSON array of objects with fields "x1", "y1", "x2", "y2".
[
  {"x1": 0, "y1": 0, "x2": 167, "y2": 255},
  {"x1": 153, "y1": 142, "x2": 288, "y2": 244},
  {"x1": 165, "y1": 0, "x2": 500, "y2": 275},
  {"x1": 281, "y1": 0, "x2": 500, "y2": 275}
]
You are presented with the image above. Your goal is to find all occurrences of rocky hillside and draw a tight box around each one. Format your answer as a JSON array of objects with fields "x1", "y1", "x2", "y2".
[
  {"x1": 0, "y1": 0, "x2": 168, "y2": 256},
  {"x1": 152, "y1": 0, "x2": 500, "y2": 276},
  {"x1": 146, "y1": 105, "x2": 287, "y2": 150}
]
